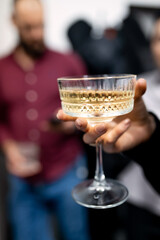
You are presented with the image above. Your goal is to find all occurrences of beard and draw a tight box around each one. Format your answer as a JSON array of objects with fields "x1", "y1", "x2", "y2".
[{"x1": 19, "y1": 38, "x2": 46, "y2": 59}]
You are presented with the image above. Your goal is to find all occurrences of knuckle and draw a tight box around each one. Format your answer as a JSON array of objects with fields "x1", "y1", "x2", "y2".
[
  {"x1": 106, "y1": 135, "x2": 114, "y2": 144},
  {"x1": 83, "y1": 134, "x2": 90, "y2": 144},
  {"x1": 115, "y1": 127, "x2": 123, "y2": 136},
  {"x1": 83, "y1": 133, "x2": 95, "y2": 145}
]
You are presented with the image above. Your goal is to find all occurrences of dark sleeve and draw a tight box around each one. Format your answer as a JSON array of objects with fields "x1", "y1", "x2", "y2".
[{"x1": 123, "y1": 113, "x2": 160, "y2": 194}]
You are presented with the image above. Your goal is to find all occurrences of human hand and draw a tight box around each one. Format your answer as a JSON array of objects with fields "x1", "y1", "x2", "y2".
[
  {"x1": 57, "y1": 78, "x2": 156, "y2": 153},
  {"x1": 3, "y1": 140, "x2": 42, "y2": 177}
]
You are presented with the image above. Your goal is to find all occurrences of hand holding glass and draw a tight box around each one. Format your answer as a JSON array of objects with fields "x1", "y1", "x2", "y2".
[{"x1": 58, "y1": 75, "x2": 136, "y2": 209}]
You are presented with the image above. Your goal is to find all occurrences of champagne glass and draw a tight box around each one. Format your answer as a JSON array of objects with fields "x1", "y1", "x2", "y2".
[{"x1": 57, "y1": 74, "x2": 136, "y2": 209}]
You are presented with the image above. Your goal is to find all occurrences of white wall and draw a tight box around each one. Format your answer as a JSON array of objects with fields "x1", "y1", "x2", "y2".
[
  {"x1": 0, "y1": 0, "x2": 160, "y2": 57},
  {"x1": 43, "y1": 0, "x2": 130, "y2": 52}
]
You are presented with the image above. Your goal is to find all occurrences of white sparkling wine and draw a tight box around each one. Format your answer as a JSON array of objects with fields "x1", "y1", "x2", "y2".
[{"x1": 60, "y1": 89, "x2": 134, "y2": 122}]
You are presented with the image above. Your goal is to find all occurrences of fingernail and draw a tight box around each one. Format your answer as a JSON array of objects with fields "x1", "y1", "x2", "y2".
[
  {"x1": 124, "y1": 119, "x2": 131, "y2": 126},
  {"x1": 56, "y1": 112, "x2": 61, "y2": 119},
  {"x1": 76, "y1": 119, "x2": 82, "y2": 127},
  {"x1": 95, "y1": 124, "x2": 106, "y2": 134}
]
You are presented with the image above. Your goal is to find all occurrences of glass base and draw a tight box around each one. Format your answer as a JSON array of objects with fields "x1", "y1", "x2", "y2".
[{"x1": 72, "y1": 179, "x2": 129, "y2": 209}]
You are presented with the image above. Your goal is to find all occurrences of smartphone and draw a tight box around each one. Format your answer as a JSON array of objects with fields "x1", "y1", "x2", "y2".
[{"x1": 49, "y1": 117, "x2": 62, "y2": 126}]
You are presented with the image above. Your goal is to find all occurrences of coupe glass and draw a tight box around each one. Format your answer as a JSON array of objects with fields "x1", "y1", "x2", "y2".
[{"x1": 57, "y1": 74, "x2": 136, "y2": 209}]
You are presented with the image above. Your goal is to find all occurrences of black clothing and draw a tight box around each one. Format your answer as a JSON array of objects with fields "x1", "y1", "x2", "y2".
[
  {"x1": 123, "y1": 113, "x2": 160, "y2": 194},
  {"x1": 124, "y1": 203, "x2": 160, "y2": 240}
]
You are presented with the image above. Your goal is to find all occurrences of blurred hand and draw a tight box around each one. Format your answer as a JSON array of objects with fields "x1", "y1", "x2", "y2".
[
  {"x1": 57, "y1": 78, "x2": 156, "y2": 153},
  {"x1": 3, "y1": 140, "x2": 42, "y2": 177}
]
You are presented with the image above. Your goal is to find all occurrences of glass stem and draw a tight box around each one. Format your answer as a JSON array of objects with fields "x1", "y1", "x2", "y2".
[{"x1": 94, "y1": 143, "x2": 105, "y2": 182}]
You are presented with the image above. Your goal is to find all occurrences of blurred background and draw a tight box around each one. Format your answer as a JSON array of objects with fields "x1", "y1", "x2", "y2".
[
  {"x1": 0, "y1": 0, "x2": 160, "y2": 56},
  {"x1": 0, "y1": 1, "x2": 160, "y2": 240}
]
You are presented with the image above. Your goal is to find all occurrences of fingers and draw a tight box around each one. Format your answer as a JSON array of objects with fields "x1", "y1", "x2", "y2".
[
  {"x1": 102, "y1": 119, "x2": 131, "y2": 151},
  {"x1": 57, "y1": 109, "x2": 77, "y2": 121},
  {"x1": 80, "y1": 119, "x2": 131, "y2": 152},
  {"x1": 82, "y1": 123, "x2": 107, "y2": 144},
  {"x1": 75, "y1": 118, "x2": 131, "y2": 147},
  {"x1": 75, "y1": 118, "x2": 89, "y2": 132},
  {"x1": 135, "y1": 78, "x2": 147, "y2": 100}
]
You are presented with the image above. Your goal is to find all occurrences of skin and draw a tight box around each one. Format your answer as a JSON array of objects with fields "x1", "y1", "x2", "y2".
[{"x1": 57, "y1": 78, "x2": 156, "y2": 153}]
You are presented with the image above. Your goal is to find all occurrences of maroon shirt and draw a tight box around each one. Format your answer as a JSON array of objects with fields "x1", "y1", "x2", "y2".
[{"x1": 0, "y1": 49, "x2": 87, "y2": 182}]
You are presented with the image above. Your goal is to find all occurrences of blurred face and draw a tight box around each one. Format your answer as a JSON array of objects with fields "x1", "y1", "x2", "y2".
[
  {"x1": 151, "y1": 19, "x2": 160, "y2": 69},
  {"x1": 13, "y1": 0, "x2": 45, "y2": 58}
]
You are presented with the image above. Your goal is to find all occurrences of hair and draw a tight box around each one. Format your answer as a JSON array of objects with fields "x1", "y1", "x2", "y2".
[
  {"x1": 13, "y1": 0, "x2": 42, "y2": 14},
  {"x1": 13, "y1": 0, "x2": 40, "y2": 5},
  {"x1": 14, "y1": 0, "x2": 23, "y2": 4}
]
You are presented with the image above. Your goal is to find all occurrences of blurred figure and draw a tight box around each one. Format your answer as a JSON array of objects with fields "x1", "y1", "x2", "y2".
[
  {"x1": 67, "y1": 14, "x2": 159, "y2": 240},
  {"x1": 0, "y1": 1, "x2": 90, "y2": 240},
  {"x1": 67, "y1": 19, "x2": 126, "y2": 75},
  {"x1": 117, "y1": 16, "x2": 160, "y2": 240},
  {"x1": 118, "y1": 12, "x2": 155, "y2": 75},
  {"x1": 67, "y1": 14, "x2": 155, "y2": 76}
]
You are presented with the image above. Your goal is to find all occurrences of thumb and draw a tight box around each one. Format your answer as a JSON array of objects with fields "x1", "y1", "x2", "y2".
[{"x1": 134, "y1": 78, "x2": 147, "y2": 100}]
